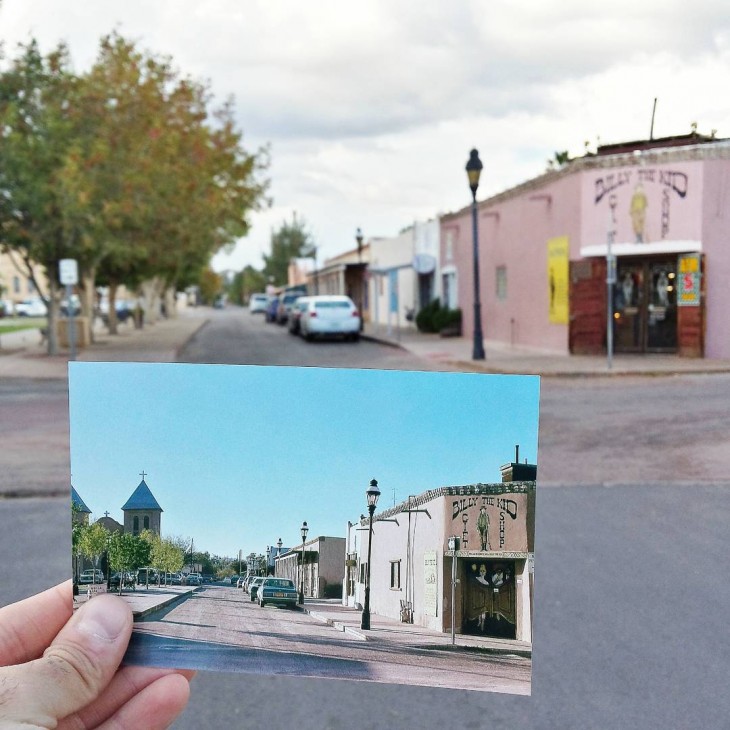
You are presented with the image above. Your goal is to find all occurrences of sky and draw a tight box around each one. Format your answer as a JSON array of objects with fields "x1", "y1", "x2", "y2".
[
  {"x1": 3, "y1": 2, "x2": 730, "y2": 273},
  {"x1": 68, "y1": 363, "x2": 540, "y2": 559}
]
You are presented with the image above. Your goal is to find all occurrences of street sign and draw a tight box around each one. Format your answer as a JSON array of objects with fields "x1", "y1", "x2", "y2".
[{"x1": 59, "y1": 259, "x2": 78, "y2": 286}]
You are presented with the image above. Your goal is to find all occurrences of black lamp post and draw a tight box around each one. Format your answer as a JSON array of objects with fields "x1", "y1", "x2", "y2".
[
  {"x1": 361, "y1": 478, "x2": 381, "y2": 630},
  {"x1": 356, "y1": 227, "x2": 365, "y2": 331},
  {"x1": 466, "y1": 149, "x2": 486, "y2": 360},
  {"x1": 299, "y1": 521, "x2": 308, "y2": 604}
]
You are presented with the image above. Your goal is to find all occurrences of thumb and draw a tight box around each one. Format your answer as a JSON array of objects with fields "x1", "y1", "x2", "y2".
[{"x1": 0, "y1": 593, "x2": 133, "y2": 728}]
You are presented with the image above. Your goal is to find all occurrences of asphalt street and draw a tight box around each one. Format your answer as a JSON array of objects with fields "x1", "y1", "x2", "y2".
[{"x1": 2, "y1": 307, "x2": 730, "y2": 728}]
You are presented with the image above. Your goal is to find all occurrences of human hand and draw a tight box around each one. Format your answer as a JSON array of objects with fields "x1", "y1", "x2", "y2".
[{"x1": 0, "y1": 581, "x2": 194, "y2": 729}]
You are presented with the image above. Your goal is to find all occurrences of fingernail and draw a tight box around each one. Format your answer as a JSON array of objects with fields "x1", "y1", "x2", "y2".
[{"x1": 76, "y1": 595, "x2": 131, "y2": 642}]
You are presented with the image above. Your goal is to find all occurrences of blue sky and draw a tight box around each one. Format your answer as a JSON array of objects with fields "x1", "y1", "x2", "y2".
[{"x1": 68, "y1": 363, "x2": 540, "y2": 559}]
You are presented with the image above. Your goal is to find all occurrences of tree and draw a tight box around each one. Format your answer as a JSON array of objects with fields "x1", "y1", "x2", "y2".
[
  {"x1": 77, "y1": 521, "x2": 110, "y2": 580},
  {"x1": 229, "y1": 265, "x2": 267, "y2": 305},
  {"x1": 107, "y1": 532, "x2": 150, "y2": 594},
  {"x1": 262, "y1": 212, "x2": 316, "y2": 285},
  {"x1": 0, "y1": 40, "x2": 83, "y2": 354},
  {"x1": 198, "y1": 268, "x2": 222, "y2": 305}
]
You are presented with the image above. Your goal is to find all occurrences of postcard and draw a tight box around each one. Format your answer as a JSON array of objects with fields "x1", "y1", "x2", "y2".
[{"x1": 69, "y1": 362, "x2": 539, "y2": 695}]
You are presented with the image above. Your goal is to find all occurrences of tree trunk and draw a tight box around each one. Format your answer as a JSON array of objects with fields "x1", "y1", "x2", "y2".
[
  {"x1": 107, "y1": 282, "x2": 119, "y2": 335},
  {"x1": 80, "y1": 270, "x2": 97, "y2": 344},
  {"x1": 46, "y1": 279, "x2": 60, "y2": 356}
]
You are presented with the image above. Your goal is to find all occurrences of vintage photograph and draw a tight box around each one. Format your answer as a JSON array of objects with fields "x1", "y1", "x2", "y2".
[{"x1": 69, "y1": 362, "x2": 539, "y2": 695}]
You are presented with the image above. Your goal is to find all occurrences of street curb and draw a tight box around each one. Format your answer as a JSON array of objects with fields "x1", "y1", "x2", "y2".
[
  {"x1": 132, "y1": 588, "x2": 196, "y2": 620},
  {"x1": 172, "y1": 317, "x2": 210, "y2": 359},
  {"x1": 410, "y1": 643, "x2": 532, "y2": 658},
  {"x1": 359, "y1": 333, "x2": 406, "y2": 350},
  {"x1": 304, "y1": 608, "x2": 368, "y2": 641}
]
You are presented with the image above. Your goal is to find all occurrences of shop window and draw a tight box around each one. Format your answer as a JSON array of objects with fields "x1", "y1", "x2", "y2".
[
  {"x1": 496, "y1": 266, "x2": 507, "y2": 300},
  {"x1": 390, "y1": 560, "x2": 401, "y2": 590}
]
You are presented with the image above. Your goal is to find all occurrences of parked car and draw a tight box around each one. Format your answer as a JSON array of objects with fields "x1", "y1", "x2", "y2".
[
  {"x1": 78, "y1": 569, "x2": 104, "y2": 584},
  {"x1": 184, "y1": 573, "x2": 202, "y2": 586},
  {"x1": 109, "y1": 572, "x2": 136, "y2": 589},
  {"x1": 288, "y1": 297, "x2": 309, "y2": 335},
  {"x1": 170, "y1": 573, "x2": 183, "y2": 585},
  {"x1": 257, "y1": 577, "x2": 299, "y2": 609},
  {"x1": 60, "y1": 295, "x2": 81, "y2": 316},
  {"x1": 99, "y1": 298, "x2": 135, "y2": 324},
  {"x1": 242, "y1": 575, "x2": 254, "y2": 593},
  {"x1": 276, "y1": 292, "x2": 305, "y2": 325},
  {"x1": 248, "y1": 576, "x2": 265, "y2": 601},
  {"x1": 248, "y1": 293, "x2": 269, "y2": 314},
  {"x1": 265, "y1": 296, "x2": 280, "y2": 323},
  {"x1": 229, "y1": 575, "x2": 240, "y2": 586},
  {"x1": 15, "y1": 298, "x2": 47, "y2": 317},
  {"x1": 137, "y1": 567, "x2": 159, "y2": 584},
  {"x1": 299, "y1": 295, "x2": 361, "y2": 342},
  {"x1": 236, "y1": 576, "x2": 247, "y2": 589}
]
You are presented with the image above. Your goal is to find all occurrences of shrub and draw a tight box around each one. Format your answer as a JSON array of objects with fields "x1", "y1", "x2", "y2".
[{"x1": 415, "y1": 298, "x2": 442, "y2": 333}]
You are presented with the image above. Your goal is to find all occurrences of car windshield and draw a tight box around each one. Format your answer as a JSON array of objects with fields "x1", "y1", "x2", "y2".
[{"x1": 265, "y1": 579, "x2": 294, "y2": 588}]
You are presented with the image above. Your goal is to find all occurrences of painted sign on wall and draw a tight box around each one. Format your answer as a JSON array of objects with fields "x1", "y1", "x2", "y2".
[
  {"x1": 423, "y1": 550, "x2": 438, "y2": 617},
  {"x1": 547, "y1": 236, "x2": 569, "y2": 324},
  {"x1": 581, "y1": 161, "x2": 702, "y2": 247},
  {"x1": 446, "y1": 492, "x2": 529, "y2": 554}
]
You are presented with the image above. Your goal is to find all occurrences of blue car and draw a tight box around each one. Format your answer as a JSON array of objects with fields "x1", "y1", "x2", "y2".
[{"x1": 257, "y1": 578, "x2": 299, "y2": 609}]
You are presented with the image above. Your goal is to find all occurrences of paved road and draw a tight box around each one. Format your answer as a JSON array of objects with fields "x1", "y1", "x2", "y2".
[
  {"x1": 127, "y1": 585, "x2": 529, "y2": 694},
  {"x1": 3, "y1": 307, "x2": 730, "y2": 728}
]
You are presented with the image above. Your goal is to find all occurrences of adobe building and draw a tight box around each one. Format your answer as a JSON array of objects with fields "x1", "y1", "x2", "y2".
[
  {"x1": 275, "y1": 535, "x2": 346, "y2": 599},
  {"x1": 441, "y1": 131, "x2": 730, "y2": 358},
  {"x1": 346, "y1": 455, "x2": 536, "y2": 643}
]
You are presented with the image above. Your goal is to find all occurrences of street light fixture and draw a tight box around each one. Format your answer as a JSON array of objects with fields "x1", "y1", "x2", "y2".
[
  {"x1": 361, "y1": 478, "x2": 381, "y2": 630},
  {"x1": 465, "y1": 149, "x2": 486, "y2": 360},
  {"x1": 266, "y1": 545, "x2": 271, "y2": 576},
  {"x1": 299, "y1": 521, "x2": 308, "y2": 604},
  {"x1": 355, "y1": 227, "x2": 365, "y2": 332}
]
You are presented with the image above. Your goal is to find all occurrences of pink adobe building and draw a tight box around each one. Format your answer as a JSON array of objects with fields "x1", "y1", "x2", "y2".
[{"x1": 441, "y1": 133, "x2": 730, "y2": 358}]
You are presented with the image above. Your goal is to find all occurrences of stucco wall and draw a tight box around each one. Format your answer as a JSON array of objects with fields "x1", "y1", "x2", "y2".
[
  {"x1": 701, "y1": 159, "x2": 730, "y2": 358},
  {"x1": 442, "y1": 173, "x2": 581, "y2": 354}
]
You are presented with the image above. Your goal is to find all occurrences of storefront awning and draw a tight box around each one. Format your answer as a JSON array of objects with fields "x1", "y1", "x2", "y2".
[{"x1": 580, "y1": 239, "x2": 702, "y2": 258}]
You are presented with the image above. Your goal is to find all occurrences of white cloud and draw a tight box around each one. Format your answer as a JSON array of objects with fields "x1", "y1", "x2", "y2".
[{"x1": 3, "y1": 1, "x2": 730, "y2": 270}]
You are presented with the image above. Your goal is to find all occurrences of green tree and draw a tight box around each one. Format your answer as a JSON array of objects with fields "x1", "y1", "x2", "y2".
[
  {"x1": 198, "y1": 268, "x2": 222, "y2": 305},
  {"x1": 229, "y1": 265, "x2": 267, "y2": 305},
  {"x1": 108, "y1": 532, "x2": 150, "y2": 594},
  {"x1": 262, "y1": 212, "x2": 316, "y2": 285},
  {"x1": 0, "y1": 40, "x2": 83, "y2": 354},
  {"x1": 77, "y1": 521, "x2": 110, "y2": 579}
]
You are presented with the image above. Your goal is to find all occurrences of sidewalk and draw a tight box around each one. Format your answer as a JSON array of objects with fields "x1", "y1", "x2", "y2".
[
  {"x1": 362, "y1": 322, "x2": 730, "y2": 377},
  {"x1": 0, "y1": 308, "x2": 208, "y2": 380},
  {"x1": 75, "y1": 585, "x2": 196, "y2": 619},
  {"x1": 303, "y1": 599, "x2": 531, "y2": 657}
]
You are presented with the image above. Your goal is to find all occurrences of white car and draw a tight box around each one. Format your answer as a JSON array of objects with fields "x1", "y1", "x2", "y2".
[
  {"x1": 248, "y1": 293, "x2": 269, "y2": 313},
  {"x1": 14, "y1": 298, "x2": 47, "y2": 317},
  {"x1": 299, "y1": 295, "x2": 361, "y2": 342}
]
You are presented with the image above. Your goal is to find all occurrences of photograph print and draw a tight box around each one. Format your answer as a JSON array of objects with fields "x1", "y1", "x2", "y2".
[{"x1": 69, "y1": 362, "x2": 539, "y2": 695}]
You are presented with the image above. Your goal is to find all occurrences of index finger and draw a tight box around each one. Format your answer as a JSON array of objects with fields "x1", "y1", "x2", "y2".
[{"x1": 0, "y1": 581, "x2": 72, "y2": 666}]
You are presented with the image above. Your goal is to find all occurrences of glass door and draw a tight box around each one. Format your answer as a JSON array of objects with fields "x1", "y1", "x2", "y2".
[
  {"x1": 646, "y1": 261, "x2": 677, "y2": 351},
  {"x1": 614, "y1": 262, "x2": 644, "y2": 352}
]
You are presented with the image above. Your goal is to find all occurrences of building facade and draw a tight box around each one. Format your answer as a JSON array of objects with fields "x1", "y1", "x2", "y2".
[
  {"x1": 275, "y1": 535, "x2": 346, "y2": 599},
  {"x1": 121, "y1": 476, "x2": 163, "y2": 536},
  {"x1": 441, "y1": 133, "x2": 730, "y2": 358},
  {"x1": 347, "y1": 466, "x2": 535, "y2": 642}
]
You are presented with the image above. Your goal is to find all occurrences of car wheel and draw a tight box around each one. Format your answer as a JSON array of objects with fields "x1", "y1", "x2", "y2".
[
  {"x1": 305, "y1": 331, "x2": 314, "y2": 342},
  {"x1": 351, "y1": 333, "x2": 360, "y2": 342},
  {"x1": 259, "y1": 599, "x2": 265, "y2": 607}
]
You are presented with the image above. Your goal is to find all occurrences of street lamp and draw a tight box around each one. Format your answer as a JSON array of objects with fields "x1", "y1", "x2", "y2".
[
  {"x1": 355, "y1": 227, "x2": 365, "y2": 331},
  {"x1": 466, "y1": 149, "x2": 486, "y2": 360},
  {"x1": 361, "y1": 478, "x2": 381, "y2": 630},
  {"x1": 299, "y1": 521, "x2": 308, "y2": 604},
  {"x1": 266, "y1": 545, "x2": 271, "y2": 576}
]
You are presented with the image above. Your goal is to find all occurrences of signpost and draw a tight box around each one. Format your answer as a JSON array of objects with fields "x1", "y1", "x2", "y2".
[{"x1": 59, "y1": 259, "x2": 78, "y2": 361}]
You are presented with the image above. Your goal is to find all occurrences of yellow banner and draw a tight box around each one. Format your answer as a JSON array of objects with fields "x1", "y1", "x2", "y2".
[{"x1": 547, "y1": 236, "x2": 569, "y2": 324}]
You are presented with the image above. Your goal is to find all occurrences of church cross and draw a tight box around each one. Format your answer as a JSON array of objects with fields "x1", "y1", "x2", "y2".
[
  {"x1": 140, "y1": 470, "x2": 147, "y2": 480},
  {"x1": 104, "y1": 511, "x2": 110, "y2": 518}
]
